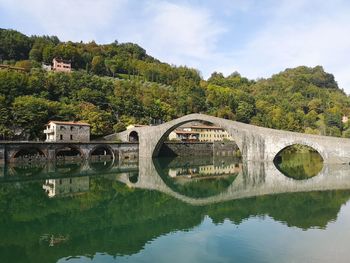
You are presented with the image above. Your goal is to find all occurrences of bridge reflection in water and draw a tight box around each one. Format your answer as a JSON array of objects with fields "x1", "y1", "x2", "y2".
[
  {"x1": 1, "y1": 156, "x2": 350, "y2": 263},
  {"x1": 1, "y1": 155, "x2": 350, "y2": 204}
]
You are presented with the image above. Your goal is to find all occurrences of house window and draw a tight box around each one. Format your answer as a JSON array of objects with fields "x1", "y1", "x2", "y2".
[
  {"x1": 60, "y1": 135, "x2": 63, "y2": 140},
  {"x1": 70, "y1": 135, "x2": 73, "y2": 140},
  {"x1": 70, "y1": 126, "x2": 74, "y2": 131}
]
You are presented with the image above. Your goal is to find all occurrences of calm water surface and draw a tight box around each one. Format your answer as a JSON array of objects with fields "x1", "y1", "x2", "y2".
[{"x1": 1, "y1": 153, "x2": 350, "y2": 263}]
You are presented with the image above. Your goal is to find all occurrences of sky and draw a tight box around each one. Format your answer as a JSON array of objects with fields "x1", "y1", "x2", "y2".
[{"x1": 1, "y1": 0, "x2": 350, "y2": 92}]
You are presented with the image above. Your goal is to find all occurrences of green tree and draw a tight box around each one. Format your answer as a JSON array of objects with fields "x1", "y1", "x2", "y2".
[
  {"x1": 236, "y1": 101, "x2": 255, "y2": 123},
  {"x1": 0, "y1": 96, "x2": 12, "y2": 139},
  {"x1": 12, "y1": 96, "x2": 59, "y2": 139},
  {"x1": 78, "y1": 103, "x2": 112, "y2": 137},
  {"x1": 91, "y1": 55, "x2": 106, "y2": 75},
  {"x1": 0, "y1": 29, "x2": 32, "y2": 60}
]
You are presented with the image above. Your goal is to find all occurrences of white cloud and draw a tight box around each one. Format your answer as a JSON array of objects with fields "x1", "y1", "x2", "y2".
[
  {"x1": 134, "y1": 2, "x2": 226, "y2": 68},
  {"x1": 213, "y1": 0, "x2": 350, "y2": 92},
  {"x1": 0, "y1": 0, "x2": 126, "y2": 42}
]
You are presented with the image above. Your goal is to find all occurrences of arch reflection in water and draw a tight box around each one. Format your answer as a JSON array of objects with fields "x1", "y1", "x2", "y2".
[
  {"x1": 274, "y1": 144, "x2": 324, "y2": 180},
  {"x1": 1, "y1": 166, "x2": 350, "y2": 263},
  {"x1": 8, "y1": 162, "x2": 46, "y2": 177},
  {"x1": 89, "y1": 160, "x2": 114, "y2": 172},
  {"x1": 154, "y1": 156, "x2": 243, "y2": 198}
]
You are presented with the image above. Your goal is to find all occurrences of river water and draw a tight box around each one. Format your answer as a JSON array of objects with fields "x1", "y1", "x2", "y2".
[{"x1": 1, "y1": 153, "x2": 350, "y2": 263}]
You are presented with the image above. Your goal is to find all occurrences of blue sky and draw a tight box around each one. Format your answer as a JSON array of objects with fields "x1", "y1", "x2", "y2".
[{"x1": 1, "y1": 0, "x2": 350, "y2": 92}]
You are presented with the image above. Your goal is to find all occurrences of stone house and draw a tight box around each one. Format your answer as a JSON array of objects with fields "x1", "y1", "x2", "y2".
[{"x1": 44, "y1": 121, "x2": 90, "y2": 142}]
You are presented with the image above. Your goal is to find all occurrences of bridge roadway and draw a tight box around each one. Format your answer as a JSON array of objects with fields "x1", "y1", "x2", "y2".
[
  {"x1": 116, "y1": 157, "x2": 350, "y2": 206},
  {"x1": 112, "y1": 113, "x2": 350, "y2": 164}
]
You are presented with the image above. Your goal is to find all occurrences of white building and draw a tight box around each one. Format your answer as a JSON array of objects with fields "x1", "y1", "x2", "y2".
[
  {"x1": 44, "y1": 121, "x2": 90, "y2": 142},
  {"x1": 42, "y1": 63, "x2": 52, "y2": 71}
]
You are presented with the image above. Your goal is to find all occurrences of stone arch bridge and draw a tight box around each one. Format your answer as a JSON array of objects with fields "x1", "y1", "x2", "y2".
[
  {"x1": 111, "y1": 113, "x2": 350, "y2": 164},
  {"x1": 0, "y1": 142, "x2": 138, "y2": 164},
  {"x1": 2, "y1": 113, "x2": 350, "y2": 165}
]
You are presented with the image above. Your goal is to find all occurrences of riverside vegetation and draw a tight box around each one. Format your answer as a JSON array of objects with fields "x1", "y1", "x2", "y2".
[{"x1": 1, "y1": 28, "x2": 350, "y2": 140}]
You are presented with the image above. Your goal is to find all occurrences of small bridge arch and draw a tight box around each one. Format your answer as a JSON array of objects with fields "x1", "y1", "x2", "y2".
[
  {"x1": 89, "y1": 145, "x2": 115, "y2": 160},
  {"x1": 129, "y1": 131, "x2": 139, "y2": 142},
  {"x1": 273, "y1": 140, "x2": 326, "y2": 162},
  {"x1": 10, "y1": 146, "x2": 47, "y2": 162},
  {"x1": 55, "y1": 145, "x2": 85, "y2": 160}
]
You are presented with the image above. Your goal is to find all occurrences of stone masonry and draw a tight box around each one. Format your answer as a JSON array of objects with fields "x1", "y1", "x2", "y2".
[{"x1": 110, "y1": 113, "x2": 350, "y2": 164}]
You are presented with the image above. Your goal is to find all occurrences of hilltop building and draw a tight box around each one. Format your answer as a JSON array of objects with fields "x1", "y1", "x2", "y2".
[
  {"x1": 52, "y1": 58, "x2": 71, "y2": 72},
  {"x1": 42, "y1": 63, "x2": 52, "y2": 71},
  {"x1": 44, "y1": 121, "x2": 90, "y2": 142}
]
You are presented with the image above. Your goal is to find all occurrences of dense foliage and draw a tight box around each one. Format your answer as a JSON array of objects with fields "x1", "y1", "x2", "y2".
[{"x1": 1, "y1": 28, "x2": 350, "y2": 140}]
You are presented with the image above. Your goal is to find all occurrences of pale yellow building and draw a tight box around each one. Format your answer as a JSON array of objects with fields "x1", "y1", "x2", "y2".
[
  {"x1": 44, "y1": 121, "x2": 90, "y2": 142},
  {"x1": 169, "y1": 124, "x2": 233, "y2": 142}
]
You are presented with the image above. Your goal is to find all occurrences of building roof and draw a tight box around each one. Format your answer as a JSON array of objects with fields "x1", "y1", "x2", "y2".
[
  {"x1": 47, "y1": 121, "x2": 90, "y2": 126},
  {"x1": 53, "y1": 57, "x2": 71, "y2": 64},
  {"x1": 183, "y1": 125, "x2": 224, "y2": 130},
  {"x1": 174, "y1": 130, "x2": 200, "y2": 135}
]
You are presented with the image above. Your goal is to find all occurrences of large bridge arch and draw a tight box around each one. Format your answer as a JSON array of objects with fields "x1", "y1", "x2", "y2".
[{"x1": 138, "y1": 114, "x2": 248, "y2": 158}]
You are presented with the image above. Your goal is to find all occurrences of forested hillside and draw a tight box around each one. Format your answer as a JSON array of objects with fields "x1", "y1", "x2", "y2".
[{"x1": 0, "y1": 28, "x2": 350, "y2": 140}]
